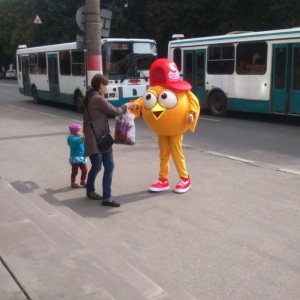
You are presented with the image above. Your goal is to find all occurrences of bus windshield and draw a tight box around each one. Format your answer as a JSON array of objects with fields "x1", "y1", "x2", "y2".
[{"x1": 103, "y1": 41, "x2": 157, "y2": 79}]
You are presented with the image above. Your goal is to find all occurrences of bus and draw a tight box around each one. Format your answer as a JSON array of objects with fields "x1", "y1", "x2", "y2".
[
  {"x1": 168, "y1": 28, "x2": 300, "y2": 117},
  {"x1": 16, "y1": 38, "x2": 157, "y2": 112}
]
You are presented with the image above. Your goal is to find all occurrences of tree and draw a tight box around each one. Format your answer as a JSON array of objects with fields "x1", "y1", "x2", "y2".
[
  {"x1": 1, "y1": 0, "x2": 300, "y2": 67},
  {"x1": 0, "y1": 0, "x2": 83, "y2": 68}
]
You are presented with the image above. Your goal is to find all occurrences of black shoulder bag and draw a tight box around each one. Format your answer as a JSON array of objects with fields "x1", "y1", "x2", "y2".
[{"x1": 86, "y1": 103, "x2": 114, "y2": 152}]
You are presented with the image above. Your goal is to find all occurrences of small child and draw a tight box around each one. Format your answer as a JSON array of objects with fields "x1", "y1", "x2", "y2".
[{"x1": 67, "y1": 123, "x2": 88, "y2": 188}]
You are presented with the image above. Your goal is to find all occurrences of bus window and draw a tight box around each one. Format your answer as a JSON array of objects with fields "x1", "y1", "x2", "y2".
[
  {"x1": 274, "y1": 47, "x2": 286, "y2": 89},
  {"x1": 207, "y1": 44, "x2": 234, "y2": 74},
  {"x1": 133, "y1": 42, "x2": 155, "y2": 54},
  {"x1": 197, "y1": 52, "x2": 205, "y2": 86},
  {"x1": 71, "y1": 50, "x2": 85, "y2": 76},
  {"x1": 236, "y1": 60, "x2": 246, "y2": 74},
  {"x1": 173, "y1": 48, "x2": 182, "y2": 71},
  {"x1": 185, "y1": 52, "x2": 193, "y2": 85},
  {"x1": 236, "y1": 42, "x2": 267, "y2": 74},
  {"x1": 293, "y1": 47, "x2": 300, "y2": 90},
  {"x1": 60, "y1": 51, "x2": 71, "y2": 75},
  {"x1": 38, "y1": 53, "x2": 47, "y2": 75},
  {"x1": 103, "y1": 42, "x2": 129, "y2": 75},
  {"x1": 133, "y1": 42, "x2": 157, "y2": 72},
  {"x1": 29, "y1": 54, "x2": 38, "y2": 74},
  {"x1": 18, "y1": 55, "x2": 21, "y2": 72},
  {"x1": 103, "y1": 41, "x2": 156, "y2": 78}
]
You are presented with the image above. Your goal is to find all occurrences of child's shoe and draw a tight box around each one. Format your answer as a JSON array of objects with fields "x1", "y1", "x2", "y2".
[
  {"x1": 71, "y1": 182, "x2": 79, "y2": 188},
  {"x1": 174, "y1": 177, "x2": 191, "y2": 193},
  {"x1": 148, "y1": 178, "x2": 170, "y2": 192},
  {"x1": 80, "y1": 181, "x2": 87, "y2": 187}
]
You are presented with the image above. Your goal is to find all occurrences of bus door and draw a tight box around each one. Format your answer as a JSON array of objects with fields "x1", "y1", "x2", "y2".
[
  {"x1": 183, "y1": 50, "x2": 206, "y2": 105},
  {"x1": 21, "y1": 56, "x2": 31, "y2": 96},
  {"x1": 47, "y1": 53, "x2": 60, "y2": 101},
  {"x1": 290, "y1": 44, "x2": 300, "y2": 114},
  {"x1": 271, "y1": 44, "x2": 300, "y2": 114}
]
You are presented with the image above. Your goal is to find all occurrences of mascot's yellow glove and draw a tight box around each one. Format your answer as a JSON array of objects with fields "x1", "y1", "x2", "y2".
[
  {"x1": 186, "y1": 90, "x2": 200, "y2": 132},
  {"x1": 128, "y1": 97, "x2": 143, "y2": 118}
]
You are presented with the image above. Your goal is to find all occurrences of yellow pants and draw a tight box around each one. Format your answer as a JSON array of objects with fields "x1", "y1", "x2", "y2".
[{"x1": 158, "y1": 135, "x2": 188, "y2": 180}]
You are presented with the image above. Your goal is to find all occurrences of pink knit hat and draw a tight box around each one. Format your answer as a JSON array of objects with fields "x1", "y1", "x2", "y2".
[{"x1": 69, "y1": 123, "x2": 82, "y2": 135}]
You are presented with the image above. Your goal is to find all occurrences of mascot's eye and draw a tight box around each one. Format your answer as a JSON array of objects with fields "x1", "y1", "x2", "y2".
[
  {"x1": 158, "y1": 91, "x2": 178, "y2": 109},
  {"x1": 143, "y1": 92, "x2": 157, "y2": 109}
]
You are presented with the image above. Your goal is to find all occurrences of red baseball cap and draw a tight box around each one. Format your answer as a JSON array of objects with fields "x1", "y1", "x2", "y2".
[{"x1": 149, "y1": 58, "x2": 191, "y2": 91}]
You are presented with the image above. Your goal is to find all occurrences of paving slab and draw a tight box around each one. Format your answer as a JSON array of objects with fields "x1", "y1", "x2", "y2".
[
  {"x1": 0, "y1": 178, "x2": 113, "y2": 300},
  {"x1": 1, "y1": 177, "x2": 196, "y2": 299},
  {"x1": 0, "y1": 262, "x2": 27, "y2": 300}
]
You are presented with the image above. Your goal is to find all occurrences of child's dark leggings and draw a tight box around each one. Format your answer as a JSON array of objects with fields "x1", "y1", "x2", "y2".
[{"x1": 71, "y1": 163, "x2": 88, "y2": 183}]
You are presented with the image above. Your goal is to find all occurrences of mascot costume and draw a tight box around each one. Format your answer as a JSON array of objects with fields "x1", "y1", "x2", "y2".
[{"x1": 130, "y1": 58, "x2": 200, "y2": 193}]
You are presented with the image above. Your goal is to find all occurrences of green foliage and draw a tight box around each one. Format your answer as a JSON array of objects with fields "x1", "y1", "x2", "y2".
[
  {"x1": 0, "y1": 0, "x2": 300, "y2": 67},
  {"x1": 0, "y1": 0, "x2": 83, "y2": 68}
]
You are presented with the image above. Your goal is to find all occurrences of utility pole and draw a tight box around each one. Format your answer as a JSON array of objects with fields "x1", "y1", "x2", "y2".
[{"x1": 85, "y1": 0, "x2": 102, "y2": 87}]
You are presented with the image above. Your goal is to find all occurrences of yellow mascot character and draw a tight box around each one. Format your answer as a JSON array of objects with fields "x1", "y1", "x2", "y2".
[{"x1": 130, "y1": 58, "x2": 200, "y2": 193}]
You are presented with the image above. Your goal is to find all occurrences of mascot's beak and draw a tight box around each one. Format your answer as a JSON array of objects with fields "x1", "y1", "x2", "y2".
[{"x1": 151, "y1": 103, "x2": 166, "y2": 120}]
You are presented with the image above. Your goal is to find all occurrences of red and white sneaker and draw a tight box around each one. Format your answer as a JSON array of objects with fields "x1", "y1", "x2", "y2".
[
  {"x1": 148, "y1": 179, "x2": 170, "y2": 192},
  {"x1": 174, "y1": 177, "x2": 191, "y2": 193}
]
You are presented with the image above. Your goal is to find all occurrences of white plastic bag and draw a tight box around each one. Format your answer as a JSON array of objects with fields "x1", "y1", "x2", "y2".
[{"x1": 114, "y1": 111, "x2": 135, "y2": 145}]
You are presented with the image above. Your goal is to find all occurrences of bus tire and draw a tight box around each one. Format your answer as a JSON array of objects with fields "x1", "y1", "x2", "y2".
[
  {"x1": 75, "y1": 91, "x2": 84, "y2": 114},
  {"x1": 208, "y1": 92, "x2": 227, "y2": 117},
  {"x1": 32, "y1": 86, "x2": 40, "y2": 104}
]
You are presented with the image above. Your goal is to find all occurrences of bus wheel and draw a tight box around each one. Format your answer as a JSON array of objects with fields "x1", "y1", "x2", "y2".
[
  {"x1": 75, "y1": 91, "x2": 84, "y2": 114},
  {"x1": 32, "y1": 87, "x2": 40, "y2": 104},
  {"x1": 208, "y1": 92, "x2": 227, "y2": 117}
]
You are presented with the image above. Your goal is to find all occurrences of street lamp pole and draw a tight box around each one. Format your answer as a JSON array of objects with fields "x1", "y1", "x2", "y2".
[{"x1": 85, "y1": 0, "x2": 102, "y2": 87}]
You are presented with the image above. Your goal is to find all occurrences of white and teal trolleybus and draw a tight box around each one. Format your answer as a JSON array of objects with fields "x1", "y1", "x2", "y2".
[
  {"x1": 16, "y1": 38, "x2": 157, "y2": 112},
  {"x1": 168, "y1": 28, "x2": 300, "y2": 116}
]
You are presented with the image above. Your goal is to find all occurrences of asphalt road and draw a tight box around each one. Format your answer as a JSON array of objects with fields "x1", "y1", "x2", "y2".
[{"x1": 1, "y1": 80, "x2": 300, "y2": 299}]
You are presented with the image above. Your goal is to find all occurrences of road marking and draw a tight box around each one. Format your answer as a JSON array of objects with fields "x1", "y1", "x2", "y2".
[
  {"x1": 70, "y1": 118, "x2": 83, "y2": 123},
  {"x1": 189, "y1": 148, "x2": 300, "y2": 176},
  {"x1": 226, "y1": 155, "x2": 254, "y2": 163},
  {"x1": 40, "y1": 112, "x2": 60, "y2": 118},
  {"x1": 0, "y1": 83, "x2": 18, "y2": 87},
  {"x1": 6, "y1": 105, "x2": 32, "y2": 112},
  {"x1": 278, "y1": 168, "x2": 300, "y2": 176},
  {"x1": 200, "y1": 117, "x2": 220, "y2": 122},
  {"x1": 3, "y1": 104, "x2": 81, "y2": 124}
]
